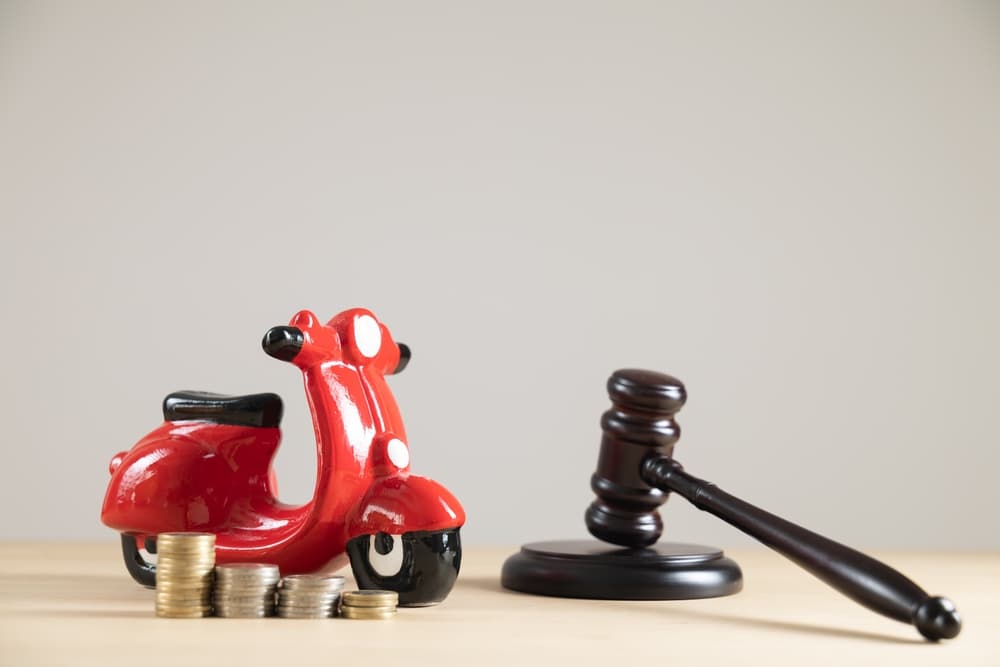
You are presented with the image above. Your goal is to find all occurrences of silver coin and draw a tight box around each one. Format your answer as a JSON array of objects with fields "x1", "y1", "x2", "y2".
[{"x1": 280, "y1": 575, "x2": 345, "y2": 589}]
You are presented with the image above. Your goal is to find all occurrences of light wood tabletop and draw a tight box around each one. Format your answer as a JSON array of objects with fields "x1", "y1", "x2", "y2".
[{"x1": 0, "y1": 543, "x2": 996, "y2": 666}]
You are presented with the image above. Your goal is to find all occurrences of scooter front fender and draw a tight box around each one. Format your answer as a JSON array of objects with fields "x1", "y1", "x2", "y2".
[{"x1": 345, "y1": 473, "x2": 465, "y2": 540}]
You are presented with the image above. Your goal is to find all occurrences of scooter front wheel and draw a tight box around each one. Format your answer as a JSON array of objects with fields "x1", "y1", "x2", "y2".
[
  {"x1": 120, "y1": 534, "x2": 157, "y2": 588},
  {"x1": 347, "y1": 528, "x2": 462, "y2": 607}
]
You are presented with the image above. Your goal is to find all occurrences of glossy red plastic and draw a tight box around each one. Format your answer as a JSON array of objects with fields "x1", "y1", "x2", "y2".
[{"x1": 101, "y1": 308, "x2": 465, "y2": 578}]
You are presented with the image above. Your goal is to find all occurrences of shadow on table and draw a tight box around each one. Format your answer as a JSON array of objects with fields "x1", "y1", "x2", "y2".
[
  {"x1": 460, "y1": 576, "x2": 922, "y2": 646},
  {"x1": 618, "y1": 604, "x2": 923, "y2": 645}
]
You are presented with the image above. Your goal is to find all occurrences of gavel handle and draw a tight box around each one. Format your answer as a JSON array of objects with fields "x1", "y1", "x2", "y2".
[{"x1": 642, "y1": 456, "x2": 961, "y2": 641}]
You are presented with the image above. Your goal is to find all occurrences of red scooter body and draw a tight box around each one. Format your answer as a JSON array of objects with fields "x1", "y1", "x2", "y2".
[{"x1": 101, "y1": 308, "x2": 465, "y2": 606}]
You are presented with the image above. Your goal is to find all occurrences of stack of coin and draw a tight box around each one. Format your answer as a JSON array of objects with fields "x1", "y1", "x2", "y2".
[
  {"x1": 213, "y1": 563, "x2": 281, "y2": 618},
  {"x1": 276, "y1": 574, "x2": 345, "y2": 618},
  {"x1": 154, "y1": 532, "x2": 216, "y2": 618},
  {"x1": 340, "y1": 590, "x2": 398, "y2": 620}
]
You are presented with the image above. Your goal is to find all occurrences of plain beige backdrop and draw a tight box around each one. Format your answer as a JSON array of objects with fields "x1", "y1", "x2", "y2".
[{"x1": 1, "y1": 1, "x2": 998, "y2": 550}]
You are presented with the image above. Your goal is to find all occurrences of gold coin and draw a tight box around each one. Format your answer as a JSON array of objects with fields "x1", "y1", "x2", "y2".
[
  {"x1": 341, "y1": 590, "x2": 398, "y2": 608},
  {"x1": 156, "y1": 552, "x2": 215, "y2": 560},
  {"x1": 156, "y1": 549, "x2": 215, "y2": 558},
  {"x1": 157, "y1": 596, "x2": 211, "y2": 602},
  {"x1": 156, "y1": 551, "x2": 215, "y2": 559},
  {"x1": 158, "y1": 557, "x2": 214, "y2": 565},
  {"x1": 156, "y1": 589, "x2": 212, "y2": 598},
  {"x1": 340, "y1": 606, "x2": 396, "y2": 620},
  {"x1": 156, "y1": 609, "x2": 211, "y2": 618},
  {"x1": 155, "y1": 579, "x2": 214, "y2": 590},
  {"x1": 156, "y1": 565, "x2": 215, "y2": 575},
  {"x1": 157, "y1": 531, "x2": 216, "y2": 541},
  {"x1": 155, "y1": 566, "x2": 214, "y2": 576},
  {"x1": 155, "y1": 602, "x2": 213, "y2": 612}
]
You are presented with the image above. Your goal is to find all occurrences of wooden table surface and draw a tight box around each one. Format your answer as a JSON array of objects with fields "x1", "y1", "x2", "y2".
[{"x1": 0, "y1": 543, "x2": 996, "y2": 666}]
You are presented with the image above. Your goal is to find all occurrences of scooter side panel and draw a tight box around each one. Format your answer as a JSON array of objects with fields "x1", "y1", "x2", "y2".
[{"x1": 100, "y1": 422, "x2": 281, "y2": 536}]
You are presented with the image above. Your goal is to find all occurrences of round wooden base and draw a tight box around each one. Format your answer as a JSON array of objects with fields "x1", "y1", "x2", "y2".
[{"x1": 501, "y1": 539, "x2": 743, "y2": 600}]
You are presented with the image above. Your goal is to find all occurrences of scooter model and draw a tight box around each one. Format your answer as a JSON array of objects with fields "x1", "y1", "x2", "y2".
[{"x1": 100, "y1": 307, "x2": 465, "y2": 606}]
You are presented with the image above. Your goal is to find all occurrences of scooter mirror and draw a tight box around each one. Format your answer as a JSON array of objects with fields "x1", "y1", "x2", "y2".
[
  {"x1": 262, "y1": 326, "x2": 304, "y2": 361},
  {"x1": 393, "y1": 343, "x2": 411, "y2": 375}
]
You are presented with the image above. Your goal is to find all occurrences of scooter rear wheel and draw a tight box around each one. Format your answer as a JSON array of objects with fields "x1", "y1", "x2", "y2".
[{"x1": 120, "y1": 534, "x2": 157, "y2": 588}]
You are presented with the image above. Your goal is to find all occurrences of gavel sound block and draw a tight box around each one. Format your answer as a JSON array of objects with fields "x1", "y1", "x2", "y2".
[{"x1": 501, "y1": 369, "x2": 961, "y2": 642}]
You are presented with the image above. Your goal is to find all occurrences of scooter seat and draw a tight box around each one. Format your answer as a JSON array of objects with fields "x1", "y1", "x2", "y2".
[{"x1": 162, "y1": 391, "x2": 283, "y2": 428}]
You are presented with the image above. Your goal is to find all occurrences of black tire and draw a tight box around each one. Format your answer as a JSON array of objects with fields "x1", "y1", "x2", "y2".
[
  {"x1": 120, "y1": 534, "x2": 156, "y2": 588},
  {"x1": 347, "y1": 528, "x2": 461, "y2": 607}
]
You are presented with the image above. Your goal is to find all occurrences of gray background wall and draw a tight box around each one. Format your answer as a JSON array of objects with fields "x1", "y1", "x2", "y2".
[{"x1": 2, "y1": 1, "x2": 998, "y2": 549}]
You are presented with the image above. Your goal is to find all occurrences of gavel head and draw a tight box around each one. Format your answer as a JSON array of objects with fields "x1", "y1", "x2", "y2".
[{"x1": 585, "y1": 369, "x2": 686, "y2": 548}]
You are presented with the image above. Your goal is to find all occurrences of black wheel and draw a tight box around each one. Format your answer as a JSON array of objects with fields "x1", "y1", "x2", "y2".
[
  {"x1": 120, "y1": 534, "x2": 157, "y2": 588},
  {"x1": 347, "y1": 528, "x2": 461, "y2": 607}
]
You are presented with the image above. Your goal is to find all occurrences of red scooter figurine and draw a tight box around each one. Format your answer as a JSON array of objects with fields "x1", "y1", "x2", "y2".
[{"x1": 101, "y1": 308, "x2": 465, "y2": 606}]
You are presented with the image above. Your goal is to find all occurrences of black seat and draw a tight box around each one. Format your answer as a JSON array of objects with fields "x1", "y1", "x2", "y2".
[{"x1": 162, "y1": 391, "x2": 283, "y2": 428}]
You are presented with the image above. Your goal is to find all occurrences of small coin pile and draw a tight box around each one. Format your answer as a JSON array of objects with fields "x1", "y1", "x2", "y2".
[
  {"x1": 155, "y1": 532, "x2": 216, "y2": 618},
  {"x1": 213, "y1": 563, "x2": 280, "y2": 618},
  {"x1": 276, "y1": 574, "x2": 346, "y2": 618},
  {"x1": 340, "y1": 590, "x2": 398, "y2": 620}
]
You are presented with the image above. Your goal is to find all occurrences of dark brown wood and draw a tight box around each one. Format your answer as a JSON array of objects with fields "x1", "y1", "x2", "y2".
[
  {"x1": 585, "y1": 369, "x2": 684, "y2": 547},
  {"x1": 587, "y1": 368, "x2": 961, "y2": 641},
  {"x1": 502, "y1": 369, "x2": 742, "y2": 603},
  {"x1": 642, "y1": 457, "x2": 960, "y2": 640},
  {"x1": 501, "y1": 540, "x2": 742, "y2": 600}
]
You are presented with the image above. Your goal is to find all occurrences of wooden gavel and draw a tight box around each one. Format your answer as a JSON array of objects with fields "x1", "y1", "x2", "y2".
[{"x1": 585, "y1": 369, "x2": 960, "y2": 641}]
